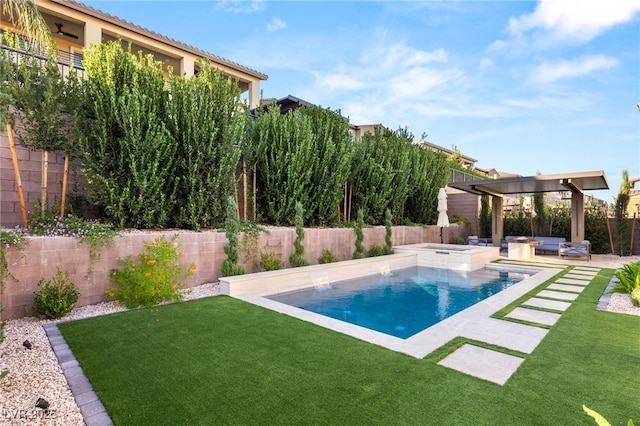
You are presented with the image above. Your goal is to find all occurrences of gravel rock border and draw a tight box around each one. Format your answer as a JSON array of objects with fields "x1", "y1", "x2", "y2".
[{"x1": 1, "y1": 280, "x2": 637, "y2": 425}]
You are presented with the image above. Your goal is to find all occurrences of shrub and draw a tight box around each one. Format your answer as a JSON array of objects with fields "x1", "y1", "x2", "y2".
[
  {"x1": 289, "y1": 201, "x2": 309, "y2": 267},
  {"x1": 318, "y1": 249, "x2": 339, "y2": 264},
  {"x1": 352, "y1": 208, "x2": 366, "y2": 259},
  {"x1": 611, "y1": 261, "x2": 640, "y2": 294},
  {"x1": 221, "y1": 196, "x2": 245, "y2": 277},
  {"x1": 259, "y1": 250, "x2": 284, "y2": 271},
  {"x1": 449, "y1": 237, "x2": 465, "y2": 245},
  {"x1": 367, "y1": 245, "x2": 384, "y2": 257},
  {"x1": 632, "y1": 288, "x2": 640, "y2": 307},
  {"x1": 384, "y1": 208, "x2": 394, "y2": 255},
  {"x1": 108, "y1": 235, "x2": 195, "y2": 308},
  {"x1": 32, "y1": 268, "x2": 79, "y2": 319}
]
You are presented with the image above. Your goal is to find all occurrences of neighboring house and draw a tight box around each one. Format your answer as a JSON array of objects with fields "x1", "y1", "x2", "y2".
[
  {"x1": 0, "y1": 0, "x2": 267, "y2": 108},
  {"x1": 0, "y1": 0, "x2": 267, "y2": 227}
]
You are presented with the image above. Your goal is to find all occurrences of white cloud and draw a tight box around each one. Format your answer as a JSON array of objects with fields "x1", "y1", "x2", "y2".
[
  {"x1": 216, "y1": 0, "x2": 265, "y2": 14},
  {"x1": 527, "y1": 54, "x2": 620, "y2": 83},
  {"x1": 314, "y1": 72, "x2": 365, "y2": 91},
  {"x1": 479, "y1": 58, "x2": 493, "y2": 69},
  {"x1": 309, "y1": 43, "x2": 464, "y2": 124},
  {"x1": 266, "y1": 17, "x2": 286, "y2": 33},
  {"x1": 508, "y1": 0, "x2": 640, "y2": 44}
]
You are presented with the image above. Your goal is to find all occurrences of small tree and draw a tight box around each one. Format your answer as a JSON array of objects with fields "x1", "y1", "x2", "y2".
[
  {"x1": 479, "y1": 195, "x2": 491, "y2": 238},
  {"x1": 289, "y1": 201, "x2": 309, "y2": 267},
  {"x1": 383, "y1": 208, "x2": 394, "y2": 255},
  {"x1": 615, "y1": 170, "x2": 631, "y2": 256},
  {"x1": 352, "y1": 208, "x2": 366, "y2": 259},
  {"x1": 221, "y1": 196, "x2": 245, "y2": 277}
]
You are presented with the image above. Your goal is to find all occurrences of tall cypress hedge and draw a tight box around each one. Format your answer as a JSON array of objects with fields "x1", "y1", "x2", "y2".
[
  {"x1": 251, "y1": 104, "x2": 352, "y2": 226},
  {"x1": 168, "y1": 60, "x2": 245, "y2": 230},
  {"x1": 351, "y1": 128, "x2": 449, "y2": 225},
  {"x1": 78, "y1": 42, "x2": 177, "y2": 228}
]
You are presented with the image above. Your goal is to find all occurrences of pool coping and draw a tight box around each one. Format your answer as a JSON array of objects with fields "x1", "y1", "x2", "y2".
[{"x1": 237, "y1": 266, "x2": 560, "y2": 359}]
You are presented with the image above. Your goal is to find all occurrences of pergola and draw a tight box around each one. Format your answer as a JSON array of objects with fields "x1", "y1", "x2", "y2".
[{"x1": 448, "y1": 171, "x2": 610, "y2": 246}]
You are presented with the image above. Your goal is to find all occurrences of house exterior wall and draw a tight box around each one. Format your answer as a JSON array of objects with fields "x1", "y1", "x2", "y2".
[
  {"x1": 0, "y1": 223, "x2": 466, "y2": 320},
  {"x1": 1, "y1": 0, "x2": 266, "y2": 108}
]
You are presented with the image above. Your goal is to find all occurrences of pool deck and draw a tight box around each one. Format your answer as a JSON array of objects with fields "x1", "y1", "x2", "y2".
[{"x1": 239, "y1": 254, "x2": 639, "y2": 385}]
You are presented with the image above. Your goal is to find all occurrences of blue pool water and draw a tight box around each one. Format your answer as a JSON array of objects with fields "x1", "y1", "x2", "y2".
[{"x1": 268, "y1": 266, "x2": 530, "y2": 339}]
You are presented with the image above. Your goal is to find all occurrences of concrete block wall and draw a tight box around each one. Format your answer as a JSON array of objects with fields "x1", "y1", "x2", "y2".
[
  {"x1": 1, "y1": 223, "x2": 465, "y2": 319},
  {"x1": 1, "y1": 131, "x2": 87, "y2": 228}
]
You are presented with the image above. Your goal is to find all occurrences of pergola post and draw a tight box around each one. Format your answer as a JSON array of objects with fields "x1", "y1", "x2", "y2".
[
  {"x1": 491, "y1": 195, "x2": 504, "y2": 247},
  {"x1": 571, "y1": 192, "x2": 585, "y2": 242}
]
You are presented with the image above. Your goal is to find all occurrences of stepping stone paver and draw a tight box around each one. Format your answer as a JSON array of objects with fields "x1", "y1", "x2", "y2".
[
  {"x1": 506, "y1": 307, "x2": 561, "y2": 326},
  {"x1": 438, "y1": 344, "x2": 525, "y2": 385},
  {"x1": 547, "y1": 283, "x2": 585, "y2": 293},
  {"x1": 462, "y1": 318, "x2": 548, "y2": 354},
  {"x1": 564, "y1": 273, "x2": 595, "y2": 280},
  {"x1": 522, "y1": 297, "x2": 571, "y2": 312},
  {"x1": 537, "y1": 290, "x2": 579, "y2": 301},
  {"x1": 556, "y1": 277, "x2": 590, "y2": 286}
]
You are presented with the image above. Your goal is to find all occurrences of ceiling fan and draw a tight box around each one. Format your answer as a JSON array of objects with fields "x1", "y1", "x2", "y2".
[{"x1": 55, "y1": 23, "x2": 78, "y2": 39}]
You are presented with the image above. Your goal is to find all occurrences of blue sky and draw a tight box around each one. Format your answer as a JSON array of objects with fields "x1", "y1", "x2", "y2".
[{"x1": 83, "y1": 0, "x2": 640, "y2": 204}]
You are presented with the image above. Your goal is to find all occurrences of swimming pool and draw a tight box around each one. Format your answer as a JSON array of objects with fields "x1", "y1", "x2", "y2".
[{"x1": 267, "y1": 266, "x2": 530, "y2": 338}]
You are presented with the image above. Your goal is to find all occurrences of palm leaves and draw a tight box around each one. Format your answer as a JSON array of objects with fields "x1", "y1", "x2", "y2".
[{"x1": 1, "y1": 0, "x2": 55, "y2": 57}]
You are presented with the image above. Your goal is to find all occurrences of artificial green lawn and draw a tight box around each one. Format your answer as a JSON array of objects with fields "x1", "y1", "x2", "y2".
[{"x1": 58, "y1": 268, "x2": 640, "y2": 425}]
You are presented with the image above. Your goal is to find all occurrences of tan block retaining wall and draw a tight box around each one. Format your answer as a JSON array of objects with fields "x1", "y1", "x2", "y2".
[{"x1": 1, "y1": 223, "x2": 465, "y2": 319}]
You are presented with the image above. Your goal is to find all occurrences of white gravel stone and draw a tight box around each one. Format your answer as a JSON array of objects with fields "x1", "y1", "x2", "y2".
[
  {"x1": 0, "y1": 280, "x2": 636, "y2": 425},
  {"x1": 606, "y1": 293, "x2": 640, "y2": 316}
]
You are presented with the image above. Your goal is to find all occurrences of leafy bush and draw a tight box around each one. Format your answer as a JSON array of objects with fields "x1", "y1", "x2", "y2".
[
  {"x1": 367, "y1": 245, "x2": 384, "y2": 257},
  {"x1": 108, "y1": 235, "x2": 194, "y2": 308},
  {"x1": 78, "y1": 41, "x2": 178, "y2": 229},
  {"x1": 32, "y1": 268, "x2": 79, "y2": 319},
  {"x1": 259, "y1": 250, "x2": 284, "y2": 271},
  {"x1": 318, "y1": 249, "x2": 339, "y2": 264},
  {"x1": 449, "y1": 237, "x2": 465, "y2": 245},
  {"x1": 611, "y1": 261, "x2": 640, "y2": 306}
]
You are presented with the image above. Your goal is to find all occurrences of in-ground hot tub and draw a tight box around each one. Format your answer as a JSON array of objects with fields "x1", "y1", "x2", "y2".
[{"x1": 393, "y1": 243, "x2": 500, "y2": 271}]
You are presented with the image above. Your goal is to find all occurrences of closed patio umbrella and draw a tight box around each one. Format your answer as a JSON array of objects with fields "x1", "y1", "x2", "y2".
[{"x1": 437, "y1": 187, "x2": 449, "y2": 243}]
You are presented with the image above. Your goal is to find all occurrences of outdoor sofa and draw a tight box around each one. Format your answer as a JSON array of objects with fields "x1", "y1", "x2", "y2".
[{"x1": 500, "y1": 236, "x2": 567, "y2": 255}]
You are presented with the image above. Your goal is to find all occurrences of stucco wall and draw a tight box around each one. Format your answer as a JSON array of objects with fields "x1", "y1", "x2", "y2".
[{"x1": 1, "y1": 223, "x2": 465, "y2": 319}]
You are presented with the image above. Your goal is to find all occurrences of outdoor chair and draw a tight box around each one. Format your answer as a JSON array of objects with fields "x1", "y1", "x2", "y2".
[{"x1": 559, "y1": 240, "x2": 591, "y2": 261}]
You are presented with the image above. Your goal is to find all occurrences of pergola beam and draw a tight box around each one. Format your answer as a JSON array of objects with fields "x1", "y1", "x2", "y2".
[{"x1": 560, "y1": 178, "x2": 583, "y2": 193}]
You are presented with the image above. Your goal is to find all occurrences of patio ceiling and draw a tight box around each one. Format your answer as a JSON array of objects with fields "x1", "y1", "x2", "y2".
[{"x1": 448, "y1": 170, "x2": 609, "y2": 196}]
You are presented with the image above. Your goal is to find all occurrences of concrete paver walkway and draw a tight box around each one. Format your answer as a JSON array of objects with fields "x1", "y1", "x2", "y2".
[{"x1": 435, "y1": 254, "x2": 634, "y2": 386}]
